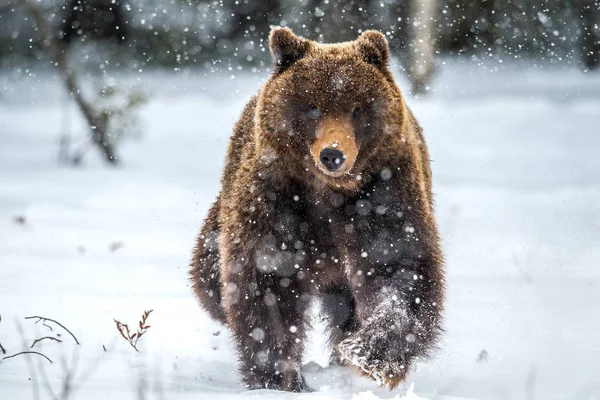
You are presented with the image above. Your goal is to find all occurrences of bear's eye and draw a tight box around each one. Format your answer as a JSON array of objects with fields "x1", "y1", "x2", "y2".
[
  {"x1": 352, "y1": 107, "x2": 361, "y2": 120},
  {"x1": 307, "y1": 107, "x2": 322, "y2": 120}
]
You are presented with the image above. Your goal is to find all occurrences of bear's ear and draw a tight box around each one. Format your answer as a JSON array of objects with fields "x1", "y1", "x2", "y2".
[
  {"x1": 356, "y1": 30, "x2": 390, "y2": 69},
  {"x1": 269, "y1": 27, "x2": 310, "y2": 74}
]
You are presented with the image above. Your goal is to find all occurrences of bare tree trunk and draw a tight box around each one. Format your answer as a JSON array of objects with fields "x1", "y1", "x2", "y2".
[
  {"x1": 408, "y1": 0, "x2": 437, "y2": 95},
  {"x1": 20, "y1": 0, "x2": 118, "y2": 165}
]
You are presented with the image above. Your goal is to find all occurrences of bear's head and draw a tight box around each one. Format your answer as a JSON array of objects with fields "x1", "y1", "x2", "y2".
[{"x1": 257, "y1": 27, "x2": 407, "y2": 192}]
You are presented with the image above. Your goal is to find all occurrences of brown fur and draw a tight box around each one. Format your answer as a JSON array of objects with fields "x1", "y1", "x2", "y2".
[{"x1": 190, "y1": 27, "x2": 444, "y2": 392}]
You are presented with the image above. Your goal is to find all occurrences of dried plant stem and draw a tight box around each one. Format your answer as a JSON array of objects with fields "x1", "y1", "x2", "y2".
[
  {"x1": 25, "y1": 316, "x2": 80, "y2": 345},
  {"x1": 3, "y1": 351, "x2": 53, "y2": 363},
  {"x1": 31, "y1": 336, "x2": 63, "y2": 348},
  {"x1": 114, "y1": 310, "x2": 153, "y2": 352}
]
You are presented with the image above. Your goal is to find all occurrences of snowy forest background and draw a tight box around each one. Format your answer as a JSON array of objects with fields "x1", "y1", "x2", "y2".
[
  {"x1": 1, "y1": 1, "x2": 600, "y2": 400},
  {"x1": 2, "y1": 0, "x2": 600, "y2": 66}
]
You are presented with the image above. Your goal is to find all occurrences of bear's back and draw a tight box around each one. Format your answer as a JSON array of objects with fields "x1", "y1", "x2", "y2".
[{"x1": 220, "y1": 95, "x2": 258, "y2": 197}]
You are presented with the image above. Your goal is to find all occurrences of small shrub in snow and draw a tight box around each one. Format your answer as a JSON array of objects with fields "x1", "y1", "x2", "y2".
[{"x1": 114, "y1": 309, "x2": 153, "y2": 352}]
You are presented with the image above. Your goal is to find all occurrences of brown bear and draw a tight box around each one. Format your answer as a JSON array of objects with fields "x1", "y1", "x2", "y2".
[{"x1": 190, "y1": 27, "x2": 445, "y2": 392}]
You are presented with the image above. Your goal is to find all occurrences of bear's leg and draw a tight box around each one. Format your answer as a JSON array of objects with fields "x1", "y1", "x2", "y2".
[
  {"x1": 321, "y1": 285, "x2": 359, "y2": 364},
  {"x1": 338, "y1": 262, "x2": 443, "y2": 389},
  {"x1": 190, "y1": 198, "x2": 227, "y2": 324},
  {"x1": 223, "y1": 271, "x2": 311, "y2": 392}
]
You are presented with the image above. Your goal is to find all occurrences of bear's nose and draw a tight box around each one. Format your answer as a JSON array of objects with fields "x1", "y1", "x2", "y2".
[{"x1": 319, "y1": 148, "x2": 345, "y2": 171}]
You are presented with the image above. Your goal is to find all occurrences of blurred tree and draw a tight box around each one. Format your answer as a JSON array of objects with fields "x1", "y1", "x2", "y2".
[
  {"x1": 305, "y1": 0, "x2": 374, "y2": 42},
  {"x1": 437, "y1": 0, "x2": 497, "y2": 54},
  {"x1": 59, "y1": 0, "x2": 128, "y2": 45},
  {"x1": 577, "y1": 0, "x2": 600, "y2": 69},
  {"x1": 21, "y1": 0, "x2": 119, "y2": 164},
  {"x1": 408, "y1": 0, "x2": 438, "y2": 95},
  {"x1": 1, "y1": 0, "x2": 598, "y2": 77},
  {"x1": 386, "y1": 0, "x2": 411, "y2": 54},
  {"x1": 227, "y1": 0, "x2": 281, "y2": 41}
]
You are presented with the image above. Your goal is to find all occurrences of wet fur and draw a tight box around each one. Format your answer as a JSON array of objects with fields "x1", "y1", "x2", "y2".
[{"x1": 191, "y1": 28, "x2": 444, "y2": 392}]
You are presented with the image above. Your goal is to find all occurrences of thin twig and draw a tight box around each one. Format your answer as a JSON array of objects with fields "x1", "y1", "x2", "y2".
[
  {"x1": 30, "y1": 336, "x2": 63, "y2": 348},
  {"x1": 3, "y1": 351, "x2": 53, "y2": 363},
  {"x1": 25, "y1": 316, "x2": 80, "y2": 345},
  {"x1": 42, "y1": 322, "x2": 54, "y2": 332},
  {"x1": 0, "y1": 314, "x2": 5, "y2": 354}
]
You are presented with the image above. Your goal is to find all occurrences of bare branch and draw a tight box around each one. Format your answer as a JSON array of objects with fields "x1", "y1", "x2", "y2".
[
  {"x1": 30, "y1": 336, "x2": 63, "y2": 348},
  {"x1": 3, "y1": 351, "x2": 53, "y2": 363},
  {"x1": 25, "y1": 316, "x2": 80, "y2": 345},
  {"x1": 42, "y1": 322, "x2": 54, "y2": 332}
]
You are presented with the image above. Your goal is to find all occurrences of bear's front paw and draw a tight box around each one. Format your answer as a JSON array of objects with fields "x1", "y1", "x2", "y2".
[
  {"x1": 338, "y1": 336, "x2": 408, "y2": 389},
  {"x1": 245, "y1": 369, "x2": 311, "y2": 392}
]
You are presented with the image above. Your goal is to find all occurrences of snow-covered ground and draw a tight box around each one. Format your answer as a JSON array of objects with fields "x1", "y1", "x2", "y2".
[{"x1": 1, "y1": 60, "x2": 600, "y2": 400}]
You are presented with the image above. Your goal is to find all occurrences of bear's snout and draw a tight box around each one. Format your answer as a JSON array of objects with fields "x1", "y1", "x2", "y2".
[
  {"x1": 311, "y1": 116, "x2": 358, "y2": 177},
  {"x1": 319, "y1": 147, "x2": 345, "y2": 171}
]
